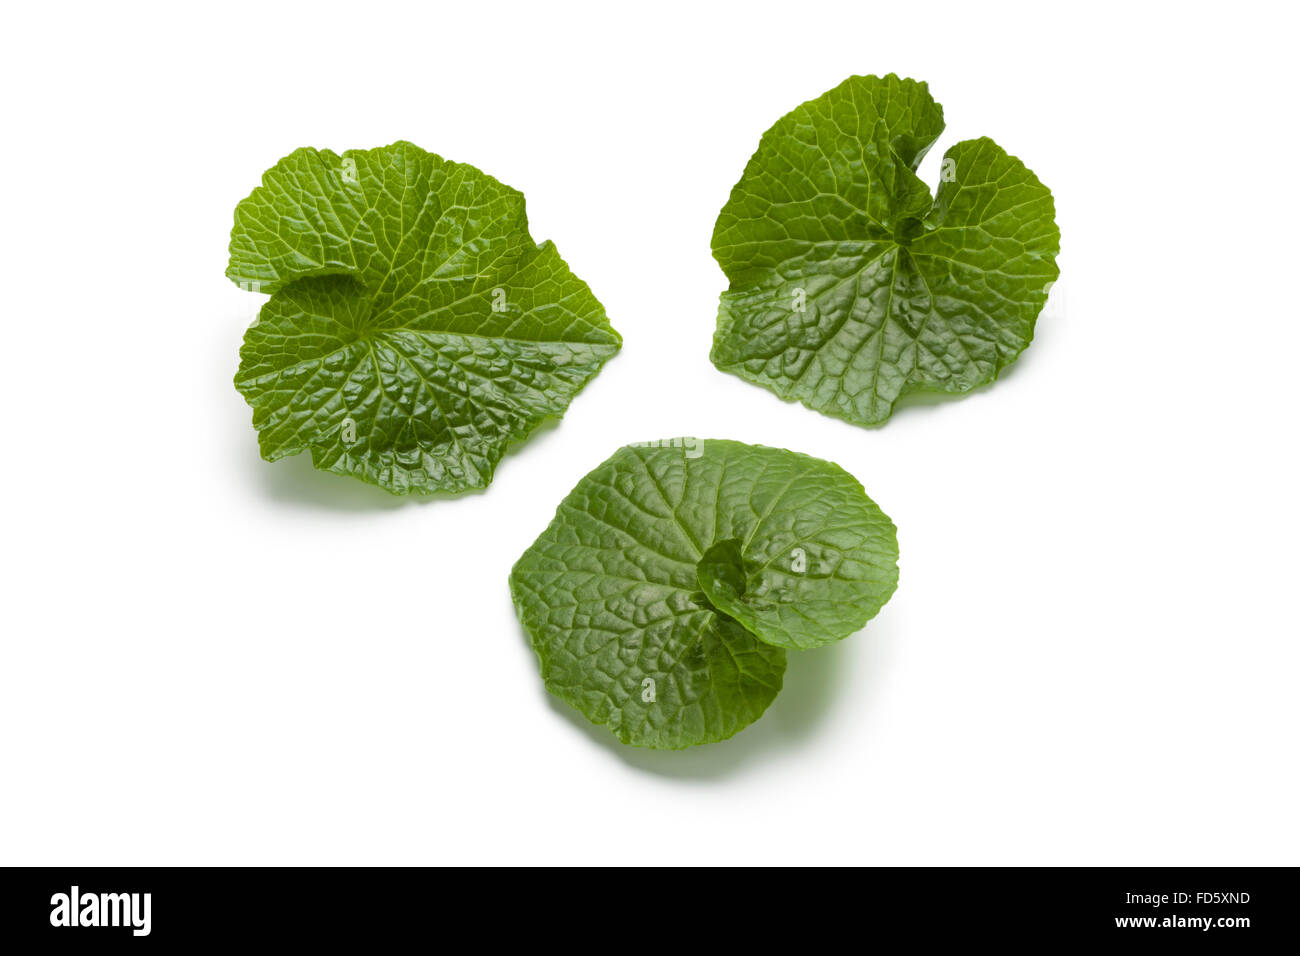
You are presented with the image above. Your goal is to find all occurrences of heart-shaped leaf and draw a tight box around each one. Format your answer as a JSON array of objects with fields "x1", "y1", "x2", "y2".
[
  {"x1": 510, "y1": 439, "x2": 899, "y2": 748},
  {"x1": 711, "y1": 74, "x2": 1059, "y2": 426},
  {"x1": 229, "y1": 142, "x2": 620, "y2": 494}
]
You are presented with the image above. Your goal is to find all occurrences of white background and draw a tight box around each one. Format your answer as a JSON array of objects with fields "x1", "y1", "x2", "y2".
[{"x1": 2, "y1": 1, "x2": 1296, "y2": 866}]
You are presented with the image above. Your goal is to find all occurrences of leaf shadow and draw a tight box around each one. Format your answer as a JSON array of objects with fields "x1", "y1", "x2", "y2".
[
  {"x1": 882, "y1": 284, "x2": 1064, "y2": 424},
  {"x1": 247, "y1": 452, "x2": 413, "y2": 511},
  {"x1": 243, "y1": 418, "x2": 563, "y2": 513},
  {"x1": 884, "y1": 352, "x2": 1034, "y2": 423}
]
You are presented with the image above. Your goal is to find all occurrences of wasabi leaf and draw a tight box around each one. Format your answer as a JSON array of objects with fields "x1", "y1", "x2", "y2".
[
  {"x1": 509, "y1": 439, "x2": 898, "y2": 749},
  {"x1": 711, "y1": 74, "x2": 1059, "y2": 426},
  {"x1": 229, "y1": 142, "x2": 620, "y2": 494}
]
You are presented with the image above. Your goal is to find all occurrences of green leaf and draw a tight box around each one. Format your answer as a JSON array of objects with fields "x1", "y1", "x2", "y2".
[
  {"x1": 229, "y1": 142, "x2": 620, "y2": 494},
  {"x1": 711, "y1": 74, "x2": 1060, "y2": 426},
  {"x1": 509, "y1": 439, "x2": 899, "y2": 748}
]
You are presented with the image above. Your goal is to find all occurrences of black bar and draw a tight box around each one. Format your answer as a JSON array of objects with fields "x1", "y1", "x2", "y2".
[{"x1": 0, "y1": 867, "x2": 1290, "y2": 945}]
